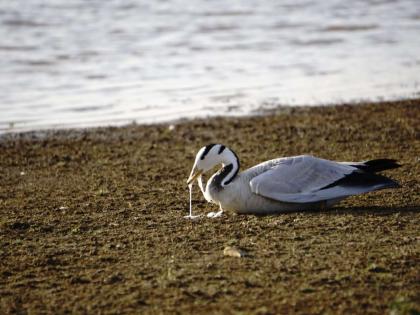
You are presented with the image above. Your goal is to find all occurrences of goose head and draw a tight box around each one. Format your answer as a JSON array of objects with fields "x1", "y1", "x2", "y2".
[{"x1": 187, "y1": 144, "x2": 239, "y2": 187}]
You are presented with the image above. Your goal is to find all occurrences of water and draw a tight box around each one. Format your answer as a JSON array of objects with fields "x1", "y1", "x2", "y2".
[{"x1": 1, "y1": 0, "x2": 420, "y2": 133}]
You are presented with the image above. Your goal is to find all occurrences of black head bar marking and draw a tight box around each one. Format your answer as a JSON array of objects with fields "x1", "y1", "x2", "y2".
[{"x1": 200, "y1": 144, "x2": 216, "y2": 160}]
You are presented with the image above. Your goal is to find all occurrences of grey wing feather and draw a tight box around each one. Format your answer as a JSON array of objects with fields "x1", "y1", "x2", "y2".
[{"x1": 249, "y1": 155, "x2": 356, "y2": 203}]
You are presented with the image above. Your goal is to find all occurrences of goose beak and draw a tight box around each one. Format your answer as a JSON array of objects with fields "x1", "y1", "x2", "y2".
[{"x1": 187, "y1": 168, "x2": 203, "y2": 186}]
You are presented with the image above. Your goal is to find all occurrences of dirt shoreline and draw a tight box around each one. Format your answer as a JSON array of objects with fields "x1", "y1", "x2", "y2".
[{"x1": 1, "y1": 99, "x2": 419, "y2": 314}]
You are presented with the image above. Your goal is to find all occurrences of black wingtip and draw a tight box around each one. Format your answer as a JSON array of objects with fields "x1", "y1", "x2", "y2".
[
  {"x1": 320, "y1": 171, "x2": 401, "y2": 191},
  {"x1": 354, "y1": 159, "x2": 401, "y2": 173},
  {"x1": 388, "y1": 179, "x2": 401, "y2": 189}
]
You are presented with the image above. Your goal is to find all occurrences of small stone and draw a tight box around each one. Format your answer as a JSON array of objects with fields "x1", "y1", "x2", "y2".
[
  {"x1": 223, "y1": 246, "x2": 246, "y2": 258},
  {"x1": 103, "y1": 273, "x2": 124, "y2": 284},
  {"x1": 70, "y1": 276, "x2": 90, "y2": 284},
  {"x1": 367, "y1": 263, "x2": 388, "y2": 273},
  {"x1": 9, "y1": 222, "x2": 30, "y2": 230},
  {"x1": 300, "y1": 287, "x2": 316, "y2": 293}
]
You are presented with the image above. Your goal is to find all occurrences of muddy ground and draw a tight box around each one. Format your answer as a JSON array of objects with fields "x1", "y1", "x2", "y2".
[{"x1": 0, "y1": 99, "x2": 419, "y2": 314}]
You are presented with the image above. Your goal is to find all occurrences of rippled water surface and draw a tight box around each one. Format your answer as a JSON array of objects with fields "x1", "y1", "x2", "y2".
[{"x1": 1, "y1": 0, "x2": 420, "y2": 132}]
